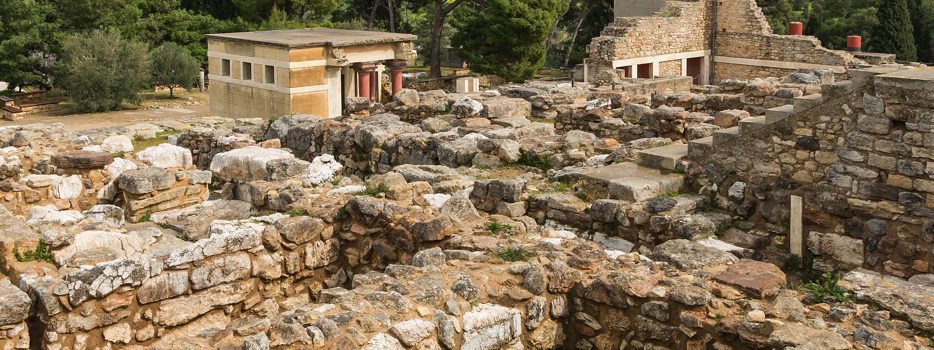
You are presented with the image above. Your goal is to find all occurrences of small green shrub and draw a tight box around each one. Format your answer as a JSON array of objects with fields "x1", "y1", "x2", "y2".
[
  {"x1": 517, "y1": 150, "x2": 551, "y2": 171},
  {"x1": 575, "y1": 192, "x2": 589, "y2": 201},
  {"x1": 714, "y1": 223, "x2": 729, "y2": 237},
  {"x1": 330, "y1": 176, "x2": 343, "y2": 186},
  {"x1": 113, "y1": 151, "x2": 125, "y2": 158},
  {"x1": 287, "y1": 209, "x2": 308, "y2": 217},
  {"x1": 486, "y1": 220, "x2": 513, "y2": 235},
  {"x1": 357, "y1": 183, "x2": 390, "y2": 196},
  {"x1": 802, "y1": 273, "x2": 850, "y2": 303},
  {"x1": 334, "y1": 207, "x2": 349, "y2": 221},
  {"x1": 658, "y1": 191, "x2": 679, "y2": 198},
  {"x1": 497, "y1": 246, "x2": 532, "y2": 262},
  {"x1": 14, "y1": 240, "x2": 55, "y2": 264},
  {"x1": 138, "y1": 214, "x2": 152, "y2": 222}
]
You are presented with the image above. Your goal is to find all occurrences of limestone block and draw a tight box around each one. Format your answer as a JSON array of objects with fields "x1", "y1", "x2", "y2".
[
  {"x1": 154, "y1": 280, "x2": 253, "y2": 326},
  {"x1": 101, "y1": 135, "x2": 134, "y2": 153},
  {"x1": 807, "y1": 231, "x2": 864, "y2": 270},
  {"x1": 51, "y1": 150, "x2": 114, "y2": 169},
  {"x1": 190, "y1": 252, "x2": 251, "y2": 290},
  {"x1": 210, "y1": 146, "x2": 296, "y2": 181},
  {"x1": 302, "y1": 154, "x2": 343, "y2": 186},
  {"x1": 137, "y1": 270, "x2": 189, "y2": 304},
  {"x1": 26, "y1": 205, "x2": 84, "y2": 226},
  {"x1": 53, "y1": 175, "x2": 83, "y2": 200},
  {"x1": 136, "y1": 143, "x2": 193, "y2": 168},
  {"x1": 462, "y1": 304, "x2": 523, "y2": 350},
  {"x1": 54, "y1": 231, "x2": 147, "y2": 266},
  {"x1": 0, "y1": 278, "x2": 31, "y2": 325},
  {"x1": 390, "y1": 318, "x2": 435, "y2": 346}
]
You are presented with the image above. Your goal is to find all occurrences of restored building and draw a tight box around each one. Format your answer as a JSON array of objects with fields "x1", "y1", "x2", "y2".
[
  {"x1": 585, "y1": 0, "x2": 871, "y2": 84},
  {"x1": 206, "y1": 28, "x2": 416, "y2": 119}
]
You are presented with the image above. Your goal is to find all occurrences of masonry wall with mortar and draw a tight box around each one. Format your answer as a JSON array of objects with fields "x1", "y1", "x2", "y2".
[{"x1": 687, "y1": 70, "x2": 934, "y2": 278}]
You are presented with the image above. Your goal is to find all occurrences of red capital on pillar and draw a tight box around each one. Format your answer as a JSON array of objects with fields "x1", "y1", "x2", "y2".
[
  {"x1": 386, "y1": 60, "x2": 408, "y2": 96},
  {"x1": 353, "y1": 63, "x2": 377, "y2": 100}
]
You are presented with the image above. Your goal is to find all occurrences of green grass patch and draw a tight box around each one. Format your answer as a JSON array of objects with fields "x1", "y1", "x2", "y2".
[
  {"x1": 138, "y1": 214, "x2": 152, "y2": 222},
  {"x1": 356, "y1": 183, "x2": 390, "y2": 196},
  {"x1": 486, "y1": 220, "x2": 514, "y2": 235},
  {"x1": 575, "y1": 192, "x2": 590, "y2": 201},
  {"x1": 287, "y1": 209, "x2": 308, "y2": 217},
  {"x1": 517, "y1": 150, "x2": 551, "y2": 171},
  {"x1": 496, "y1": 245, "x2": 532, "y2": 262},
  {"x1": 113, "y1": 151, "x2": 125, "y2": 158},
  {"x1": 714, "y1": 223, "x2": 729, "y2": 237},
  {"x1": 657, "y1": 191, "x2": 679, "y2": 198},
  {"x1": 13, "y1": 239, "x2": 55, "y2": 264},
  {"x1": 132, "y1": 131, "x2": 179, "y2": 151}
]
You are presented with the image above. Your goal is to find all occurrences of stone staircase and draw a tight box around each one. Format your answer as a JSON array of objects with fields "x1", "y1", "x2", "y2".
[
  {"x1": 567, "y1": 67, "x2": 899, "y2": 202},
  {"x1": 632, "y1": 71, "x2": 885, "y2": 171}
]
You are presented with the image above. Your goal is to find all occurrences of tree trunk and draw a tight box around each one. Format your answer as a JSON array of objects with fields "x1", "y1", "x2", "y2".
[
  {"x1": 367, "y1": 0, "x2": 381, "y2": 30},
  {"x1": 564, "y1": 6, "x2": 593, "y2": 68},
  {"x1": 544, "y1": 17, "x2": 561, "y2": 60},
  {"x1": 429, "y1": 0, "x2": 445, "y2": 78},
  {"x1": 388, "y1": 0, "x2": 396, "y2": 32},
  {"x1": 169, "y1": 86, "x2": 174, "y2": 98}
]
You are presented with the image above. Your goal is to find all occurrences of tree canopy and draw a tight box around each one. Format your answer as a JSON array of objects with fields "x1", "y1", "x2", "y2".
[
  {"x1": 57, "y1": 30, "x2": 152, "y2": 112},
  {"x1": 452, "y1": 0, "x2": 570, "y2": 82},
  {"x1": 150, "y1": 42, "x2": 201, "y2": 97}
]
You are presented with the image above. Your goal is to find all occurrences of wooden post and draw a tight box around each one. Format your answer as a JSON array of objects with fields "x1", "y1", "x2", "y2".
[{"x1": 790, "y1": 195, "x2": 803, "y2": 257}]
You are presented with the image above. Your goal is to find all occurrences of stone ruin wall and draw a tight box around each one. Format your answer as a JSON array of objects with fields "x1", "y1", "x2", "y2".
[
  {"x1": 586, "y1": 0, "x2": 709, "y2": 67},
  {"x1": 687, "y1": 70, "x2": 934, "y2": 278},
  {"x1": 714, "y1": 0, "x2": 771, "y2": 35},
  {"x1": 714, "y1": 33, "x2": 863, "y2": 81}
]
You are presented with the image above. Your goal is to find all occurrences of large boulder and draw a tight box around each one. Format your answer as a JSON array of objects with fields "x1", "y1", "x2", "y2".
[
  {"x1": 51, "y1": 150, "x2": 114, "y2": 169},
  {"x1": 136, "y1": 143, "x2": 193, "y2": 168},
  {"x1": 0, "y1": 278, "x2": 31, "y2": 325},
  {"x1": 210, "y1": 146, "x2": 298, "y2": 182},
  {"x1": 302, "y1": 154, "x2": 343, "y2": 186}
]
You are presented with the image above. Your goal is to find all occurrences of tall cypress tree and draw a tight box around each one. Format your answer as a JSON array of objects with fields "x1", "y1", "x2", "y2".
[
  {"x1": 871, "y1": 0, "x2": 917, "y2": 61},
  {"x1": 907, "y1": 0, "x2": 931, "y2": 63}
]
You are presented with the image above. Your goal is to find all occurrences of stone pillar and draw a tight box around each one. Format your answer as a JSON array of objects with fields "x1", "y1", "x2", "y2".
[
  {"x1": 386, "y1": 60, "x2": 408, "y2": 96},
  {"x1": 353, "y1": 62, "x2": 377, "y2": 100}
]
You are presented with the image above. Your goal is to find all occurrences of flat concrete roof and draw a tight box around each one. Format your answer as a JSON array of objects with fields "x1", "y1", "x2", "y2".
[{"x1": 206, "y1": 28, "x2": 416, "y2": 49}]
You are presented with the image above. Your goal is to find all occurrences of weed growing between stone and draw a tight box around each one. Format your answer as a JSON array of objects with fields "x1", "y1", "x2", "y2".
[
  {"x1": 13, "y1": 240, "x2": 54, "y2": 263},
  {"x1": 497, "y1": 245, "x2": 532, "y2": 262},
  {"x1": 357, "y1": 183, "x2": 390, "y2": 196},
  {"x1": 486, "y1": 220, "x2": 513, "y2": 235}
]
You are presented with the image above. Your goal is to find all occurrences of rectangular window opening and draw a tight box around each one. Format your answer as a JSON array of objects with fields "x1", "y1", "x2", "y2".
[
  {"x1": 221, "y1": 59, "x2": 231, "y2": 77},
  {"x1": 242, "y1": 62, "x2": 253, "y2": 80},
  {"x1": 265, "y1": 65, "x2": 276, "y2": 84}
]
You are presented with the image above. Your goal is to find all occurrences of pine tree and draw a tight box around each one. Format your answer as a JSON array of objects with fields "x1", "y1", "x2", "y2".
[
  {"x1": 452, "y1": 0, "x2": 570, "y2": 82},
  {"x1": 871, "y1": 0, "x2": 917, "y2": 61}
]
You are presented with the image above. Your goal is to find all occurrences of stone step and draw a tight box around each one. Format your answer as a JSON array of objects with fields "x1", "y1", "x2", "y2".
[
  {"x1": 820, "y1": 80, "x2": 855, "y2": 98},
  {"x1": 635, "y1": 143, "x2": 688, "y2": 171},
  {"x1": 712, "y1": 126, "x2": 740, "y2": 145},
  {"x1": 793, "y1": 93, "x2": 824, "y2": 113},
  {"x1": 687, "y1": 136, "x2": 713, "y2": 157},
  {"x1": 764, "y1": 104, "x2": 794, "y2": 123},
  {"x1": 738, "y1": 116, "x2": 767, "y2": 133},
  {"x1": 571, "y1": 162, "x2": 684, "y2": 202}
]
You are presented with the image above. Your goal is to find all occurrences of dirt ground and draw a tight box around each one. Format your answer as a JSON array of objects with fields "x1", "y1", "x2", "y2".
[{"x1": 0, "y1": 90, "x2": 217, "y2": 131}]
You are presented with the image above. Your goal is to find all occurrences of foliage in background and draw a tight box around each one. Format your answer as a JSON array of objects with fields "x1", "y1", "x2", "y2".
[
  {"x1": 150, "y1": 42, "x2": 200, "y2": 97},
  {"x1": 57, "y1": 30, "x2": 152, "y2": 112},
  {"x1": 452, "y1": 0, "x2": 570, "y2": 82},
  {"x1": 872, "y1": 0, "x2": 917, "y2": 60},
  {"x1": 0, "y1": 0, "x2": 58, "y2": 91}
]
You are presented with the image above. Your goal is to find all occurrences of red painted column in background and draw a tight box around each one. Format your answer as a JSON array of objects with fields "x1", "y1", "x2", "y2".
[
  {"x1": 847, "y1": 36, "x2": 862, "y2": 51},
  {"x1": 386, "y1": 60, "x2": 408, "y2": 96},
  {"x1": 353, "y1": 63, "x2": 376, "y2": 100},
  {"x1": 788, "y1": 22, "x2": 803, "y2": 35}
]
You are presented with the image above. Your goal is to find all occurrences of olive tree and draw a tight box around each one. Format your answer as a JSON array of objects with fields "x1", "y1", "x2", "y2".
[
  {"x1": 58, "y1": 29, "x2": 151, "y2": 112},
  {"x1": 150, "y1": 42, "x2": 200, "y2": 97}
]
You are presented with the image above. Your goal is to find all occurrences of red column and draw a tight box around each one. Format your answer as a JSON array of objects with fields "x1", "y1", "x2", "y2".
[
  {"x1": 353, "y1": 63, "x2": 376, "y2": 100},
  {"x1": 847, "y1": 36, "x2": 862, "y2": 51},
  {"x1": 386, "y1": 60, "x2": 408, "y2": 96},
  {"x1": 788, "y1": 22, "x2": 803, "y2": 35}
]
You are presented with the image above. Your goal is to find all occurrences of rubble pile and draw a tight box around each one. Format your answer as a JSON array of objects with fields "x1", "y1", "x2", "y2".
[{"x1": 0, "y1": 68, "x2": 933, "y2": 350}]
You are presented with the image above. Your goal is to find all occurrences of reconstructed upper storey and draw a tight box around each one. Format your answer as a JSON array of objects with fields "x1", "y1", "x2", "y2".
[
  {"x1": 586, "y1": 0, "x2": 867, "y2": 84},
  {"x1": 207, "y1": 28, "x2": 416, "y2": 119}
]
